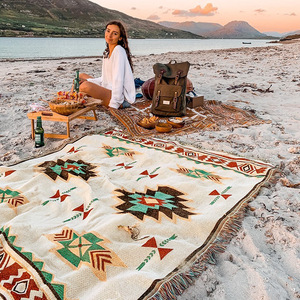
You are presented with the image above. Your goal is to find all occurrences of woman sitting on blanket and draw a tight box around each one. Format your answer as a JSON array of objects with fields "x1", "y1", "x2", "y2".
[{"x1": 79, "y1": 21, "x2": 135, "y2": 109}]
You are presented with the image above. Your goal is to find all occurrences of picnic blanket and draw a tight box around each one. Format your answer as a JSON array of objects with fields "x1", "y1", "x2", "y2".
[
  {"x1": 0, "y1": 131, "x2": 275, "y2": 300},
  {"x1": 110, "y1": 99, "x2": 271, "y2": 136}
]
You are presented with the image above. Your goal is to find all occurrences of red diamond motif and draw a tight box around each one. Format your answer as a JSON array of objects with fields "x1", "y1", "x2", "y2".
[{"x1": 209, "y1": 190, "x2": 220, "y2": 196}]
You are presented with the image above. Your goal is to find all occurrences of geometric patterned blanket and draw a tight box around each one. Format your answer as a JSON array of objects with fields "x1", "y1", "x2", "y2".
[
  {"x1": 110, "y1": 99, "x2": 271, "y2": 137},
  {"x1": 0, "y1": 131, "x2": 275, "y2": 300}
]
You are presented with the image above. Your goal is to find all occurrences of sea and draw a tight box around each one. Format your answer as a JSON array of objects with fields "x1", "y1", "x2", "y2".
[{"x1": 0, "y1": 37, "x2": 275, "y2": 60}]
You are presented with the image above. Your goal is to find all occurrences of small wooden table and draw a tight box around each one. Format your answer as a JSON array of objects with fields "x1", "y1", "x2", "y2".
[{"x1": 28, "y1": 105, "x2": 98, "y2": 139}]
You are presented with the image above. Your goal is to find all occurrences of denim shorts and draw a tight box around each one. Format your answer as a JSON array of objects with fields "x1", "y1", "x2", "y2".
[{"x1": 121, "y1": 100, "x2": 131, "y2": 109}]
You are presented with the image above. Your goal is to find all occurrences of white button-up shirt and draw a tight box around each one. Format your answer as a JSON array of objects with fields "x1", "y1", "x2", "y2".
[{"x1": 87, "y1": 45, "x2": 135, "y2": 109}]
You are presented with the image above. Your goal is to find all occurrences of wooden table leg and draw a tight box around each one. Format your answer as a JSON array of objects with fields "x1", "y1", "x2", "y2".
[
  {"x1": 92, "y1": 109, "x2": 98, "y2": 121},
  {"x1": 66, "y1": 121, "x2": 70, "y2": 138},
  {"x1": 31, "y1": 119, "x2": 35, "y2": 139},
  {"x1": 28, "y1": 104, "x2": 97, "y2": 140}
]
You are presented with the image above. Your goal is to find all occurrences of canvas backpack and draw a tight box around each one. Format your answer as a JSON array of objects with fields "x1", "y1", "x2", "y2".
[{"x1": 151, "y1": 60, "x2": 190, "y2": 117}]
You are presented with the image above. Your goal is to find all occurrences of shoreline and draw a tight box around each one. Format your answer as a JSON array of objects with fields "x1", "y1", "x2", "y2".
[
  {"x1": 0, "y1": 42, "x2": 299, "y2": 300},
  {"x1": 0, "y1": 44, "x2": 281, "y2": 62},
  {"x1": 0, "y1": 38, "x2": 281, "y2": 62},
  {"x1": 0, "y1": 56, "x2": 101, "y2": 63}
]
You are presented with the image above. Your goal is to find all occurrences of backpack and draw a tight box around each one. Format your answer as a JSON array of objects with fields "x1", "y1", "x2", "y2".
[{"x1": 151, "y1": 60, "x2": 190, "y2": 117}]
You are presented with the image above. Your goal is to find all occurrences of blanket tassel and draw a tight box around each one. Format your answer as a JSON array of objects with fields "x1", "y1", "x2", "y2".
[{"x1": 146, "y1": 168, "x2": 277, "y2": 300}]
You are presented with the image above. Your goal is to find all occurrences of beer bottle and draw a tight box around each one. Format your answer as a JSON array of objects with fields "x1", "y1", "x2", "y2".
[
  {"x1": 35, "y1": 116, "x2": 45, "y2": 148},
  {"x1": 74, "y1": 70, "x2": 80, "y2": 93}
]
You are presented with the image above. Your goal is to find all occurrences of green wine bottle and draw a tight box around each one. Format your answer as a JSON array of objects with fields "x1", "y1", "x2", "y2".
[
  {"x1": 74, "y1": 70, "x2": 80, "y2": 93},
  {"x1": 35, "y1": 116, "x2": 45, "y2": 148}
]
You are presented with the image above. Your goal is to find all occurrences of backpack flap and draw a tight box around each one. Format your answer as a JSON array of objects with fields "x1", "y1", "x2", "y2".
[{"x1": 153, "y1": 61, "x2": 190, "y2": 78}]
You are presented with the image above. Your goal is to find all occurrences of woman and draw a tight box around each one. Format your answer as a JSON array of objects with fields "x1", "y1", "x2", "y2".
[{"x1": 79, "y1": 21, "x2": 135, "y2": 109}]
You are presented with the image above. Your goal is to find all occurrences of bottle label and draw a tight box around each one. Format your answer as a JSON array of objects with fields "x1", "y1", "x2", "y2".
[
  {"x1": 35, "y1": 133, "x2": 44, "y2": 146},
  {"x1": 35, "y1": 134, "x2": 41, "y2": 143}
]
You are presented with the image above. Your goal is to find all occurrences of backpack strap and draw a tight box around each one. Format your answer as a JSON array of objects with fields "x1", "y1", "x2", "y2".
[
  {"x1": 173, "y1": 91, "x2": 178, "y2": 109},
  {"x1": 155, "y1": 90, "x2": 161, "y2": 108},
  {"x1": 174, "y1": 71, "x2": 182, "y2": 85},
  {"x1": 158, "y1": 70, "x2": 165, "y2": 83}
]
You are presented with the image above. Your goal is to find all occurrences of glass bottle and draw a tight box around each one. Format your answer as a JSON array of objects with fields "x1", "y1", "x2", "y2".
[
  {"x1": 74, "y1": 70, "x2": 80, "y2": 93},
  {"x1": 35, "y1": 116, "x2": 45, "y2": 148}
]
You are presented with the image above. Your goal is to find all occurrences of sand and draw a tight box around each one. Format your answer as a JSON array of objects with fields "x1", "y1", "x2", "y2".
[{"x1": 0, "y1": 41, "x2": 299, "y2": 299}]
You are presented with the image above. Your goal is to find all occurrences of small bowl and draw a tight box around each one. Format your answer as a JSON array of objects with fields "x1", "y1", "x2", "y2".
[
  {"x1": 137, "y1": 118, "x2": 156, "y2": 129},
  {"x1": 155, "y1": 122, "x2": 172, "y2": 133},
  {"x1": 167, "y1": 117, "x2": 185, "y2": 128}
]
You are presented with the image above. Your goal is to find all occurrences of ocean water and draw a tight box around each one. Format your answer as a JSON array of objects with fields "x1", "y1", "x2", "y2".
[{"x1": 0, "y1": 37, "x2": 274, "y2": 59}]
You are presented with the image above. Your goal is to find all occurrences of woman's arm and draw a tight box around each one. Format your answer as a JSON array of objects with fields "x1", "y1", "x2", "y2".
[
  {"x1": 109, "y1": 47, "x2": 127, "y2": 109},
  {"x1": 86, "y1": 76, "x2": 103, "y2": 86}
]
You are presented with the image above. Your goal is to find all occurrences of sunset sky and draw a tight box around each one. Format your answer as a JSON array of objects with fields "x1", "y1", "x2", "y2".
[{"x1": 90, "y1": 0, "x2": 300, "y2": 33}]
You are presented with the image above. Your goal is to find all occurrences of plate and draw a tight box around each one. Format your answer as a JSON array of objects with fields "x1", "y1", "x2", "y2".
[{"x1": 167, "y1": 117, "x2": 185, "y2": 128}]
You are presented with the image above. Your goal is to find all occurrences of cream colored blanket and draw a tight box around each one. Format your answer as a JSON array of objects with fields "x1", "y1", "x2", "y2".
[{"x1": 0, "y1": 131, "x2": 274, "y2": 300}]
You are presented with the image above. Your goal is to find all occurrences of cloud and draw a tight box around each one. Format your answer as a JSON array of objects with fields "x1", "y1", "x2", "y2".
[
  {"x1": 131, "y1": 7, "x2": 136, "y2": 10},
  {"x1": 254, "y1": 9, "x2": 265, "y2": 13},
  {"x1": 147, "y1": 14, "x2": 160, "y2": 20},
  {"x1": 283, "y1": 12, "x2": 296, "y2": 16},
  {"x1": 190, "y1": 4, "x2": 218, "y2": 15},
  {"x1": 173, "y1": 9, "x2": 186, "y2": 16},
  {"x1": 172, "y1": 3, "x2": 218, "y2": 17}
]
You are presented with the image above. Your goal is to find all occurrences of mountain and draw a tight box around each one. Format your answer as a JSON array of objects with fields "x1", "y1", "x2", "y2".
[
  {"x1": 0, "y1": 0, "x2": 202, "y2": 38},
  {"x1": 282, "y1": 29, "x2": 300, "y2": 38},
  {"x1": 263, "y1": 31, "x2": 284, "y2": 38},
  {"x1": 159, "y1": 21, "x2": 222, "y2": 36},
  {"x1": 280, "y1": 33, "x2": 300, "y2": 41},
  {"x1": 206, "y1": 21, "x2": 269, "y2": 39},
  {"x1": 158, "y1": 20, "x2": 275, "y2": 39},
  {"x1": 263, "y1": 29, "x2": 300, "y2": 38}
]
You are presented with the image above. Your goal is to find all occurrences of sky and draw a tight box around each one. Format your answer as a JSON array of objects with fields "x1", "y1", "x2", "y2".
[{"x1": 90, "y1": 0, "x2": 300, "y2": 33}]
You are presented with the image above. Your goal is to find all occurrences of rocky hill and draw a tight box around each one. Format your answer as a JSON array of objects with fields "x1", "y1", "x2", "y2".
[
  {"x1": 159, "y1": 20, "x2": 275, "y2": 39},
  {"x1": 206, "y1": 21, "x2": 268, "y2": 39},
  {"x1": 282, "y1": 30, "x2": 300, "y2": 38},
  {"x1": 280, "y1": 33, "x2": 300, "y2": 41},
  {"x1": 0, "y1": 0, "x2": 202, "y2": 38}
]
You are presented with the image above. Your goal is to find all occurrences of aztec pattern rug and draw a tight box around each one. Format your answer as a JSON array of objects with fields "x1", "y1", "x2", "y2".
[
  {"x1": 0, "y1": 131, "x2": 275, "y2": 300},
  {"x1": 110, "y1": 99, "x2": 271, "y2": 137}
]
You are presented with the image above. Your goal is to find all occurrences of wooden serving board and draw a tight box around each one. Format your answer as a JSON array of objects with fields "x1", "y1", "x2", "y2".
[{"x1": 85, "y1": 97, "x2": 103, "y2": 106}]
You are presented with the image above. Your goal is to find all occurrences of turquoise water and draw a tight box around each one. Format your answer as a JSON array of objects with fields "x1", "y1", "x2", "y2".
[{"x1": 0, "y1": 37, "x2": 274, "y2": 59}]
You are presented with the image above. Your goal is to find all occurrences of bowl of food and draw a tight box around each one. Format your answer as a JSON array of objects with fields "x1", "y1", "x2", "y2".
[
  {"x1": 49, "y1": 100, "x2": 82, "y2": 116},
  {"x1": 155, "y1": 121, "x2": 172, "y2": 133},
  {"x1": 48, "y1": 91, "x2": 87, "y2": 115},
  {"x1": 137, "y1": 116, "x2": 159, "y2": 129},
  {"x1": 167, "y1": 117, "x2": 185, "y2": 128}
]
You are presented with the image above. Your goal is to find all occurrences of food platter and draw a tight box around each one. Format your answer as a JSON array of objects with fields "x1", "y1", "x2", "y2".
[{"x1": 47, "y1": 91, "x2": 88, "y2": 115}]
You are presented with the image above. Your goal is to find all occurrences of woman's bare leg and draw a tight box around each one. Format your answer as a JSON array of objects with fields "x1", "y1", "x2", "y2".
[{"x1": 79, "y1": 81, "x2": 111, "y2": 107}]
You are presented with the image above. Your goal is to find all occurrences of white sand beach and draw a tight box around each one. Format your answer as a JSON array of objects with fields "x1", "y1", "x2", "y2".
[{"x1": 0, "y1": 41, "x2": 299, "y2": 299}]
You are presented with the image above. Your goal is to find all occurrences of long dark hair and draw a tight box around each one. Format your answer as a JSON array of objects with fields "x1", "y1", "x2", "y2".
[{"x1": 103, "y1": 21, "x2": 133, "y2": 72}]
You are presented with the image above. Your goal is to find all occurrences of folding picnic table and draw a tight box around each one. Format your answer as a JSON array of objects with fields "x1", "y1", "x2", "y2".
[{"x1": 27, "y1": 99, "x2": 101, "y2": 139}]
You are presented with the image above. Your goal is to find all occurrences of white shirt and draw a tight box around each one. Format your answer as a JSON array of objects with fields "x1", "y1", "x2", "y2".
[{"x1": 87, "y1": 45, "x2": 135, "y2": 109}]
